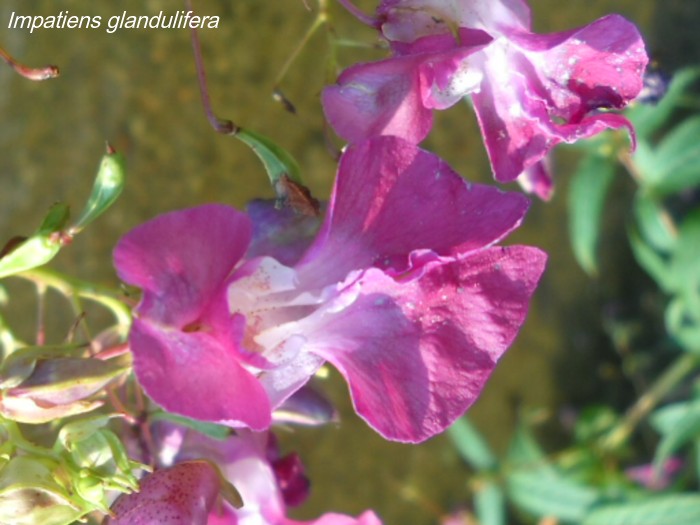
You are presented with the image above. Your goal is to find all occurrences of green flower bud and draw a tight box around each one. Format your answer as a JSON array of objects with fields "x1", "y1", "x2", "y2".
[
  {"x1": 0, "y1": 456, "x2": 83, "y2": 525},
  {"x1": 0, "y1": 354, "x2": 130, "y2": 424}
]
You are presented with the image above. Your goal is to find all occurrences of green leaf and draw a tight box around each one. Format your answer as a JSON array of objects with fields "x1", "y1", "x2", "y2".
[
  {"x1": 651, "y1": 400, "x2": 700, "y2": 435},
  {"x1": 236, "y1": 128, "x2": 302, "y2": 185},
  {"x1": 628, "y1": 66, "x2": 700, "y2": 139},
  {"x1": 506, "y1": 425, "x2": 599, "y2": 523},
  {"x1": 71, "y1": 148, "x2": 126, "y2": 233},
  {"x1": 568, "y1": 153, "x2": 616, "y2": 275},
  {"x1": 37, "y1": 203, "x2": 70, "y2": 236},
  {"x1": 151, "y1": 411, "x2": 233, "y2": 440},
  {"x1": 583, "y1": 494, "x2": 700, "y2": 525},
  {"x1": 475, "y1": 482, "x2": 505, "y2": 525},
  {"x1": 667, "y1": 210, "x2": 700, "y2": 292},
  {"x1": 633, "y1": 194, "x2": 677, "y2": 253},
  {"x1": 645, "y1": 116, "x2": 700, "y2": 195},
  {"x1": 654, "y1": 399, "x2": 700, "y2": 471},
  {"x1": 627, "y1": 226, "x2": 672, "y2": 292},
  {"x1": 666, "y1": 296, "x2": 700, "y2": 351},
  {"x1": 447, "y1": 417, "x2": 497, "y2": 471}
]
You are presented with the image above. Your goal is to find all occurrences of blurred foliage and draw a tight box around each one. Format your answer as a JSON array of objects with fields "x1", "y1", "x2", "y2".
[{"x1": 447, "y1": 66, "x2": 700, "y2": 524}]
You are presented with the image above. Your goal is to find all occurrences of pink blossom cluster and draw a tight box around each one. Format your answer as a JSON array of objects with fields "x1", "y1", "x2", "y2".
[{"x1": 108, "y1": 0, "x2": 647, "y2": 522}]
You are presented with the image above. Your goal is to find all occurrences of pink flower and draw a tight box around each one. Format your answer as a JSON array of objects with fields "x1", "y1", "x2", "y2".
[
  {"x1": 177, "y1": 430, "x2": 381, "y2": 525},
  {"x1": 107, "y1": 431, "x2": 378, "y2": 525},
  {"x1": 105, "y1": 461, "x2": 224, "y2": 525},
  {"x1": 114, "y1": 136, "x2": 546, "y2": 443},
  {"x1": 626, "y1": 457, "x2": 683, "y2": 491},
  {"x1": 324, "y1": 0, "x2": 648, "y2": 198}
]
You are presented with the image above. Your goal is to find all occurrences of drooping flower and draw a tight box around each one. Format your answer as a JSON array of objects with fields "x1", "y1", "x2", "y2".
[
  {"x1": 323, "y1": 0, "x2": 648, "y2": 198},
  {"x1": 157, "y1": 428, "x2": 382, "y2": 525},
  {"x1": 625, "y1": 457, "x2": 684, "y2": 491},
  {"x1": 105, "y1": 460, "x2": 227, "y2": 525},
  {"x1": 114, "y1": 136, "x2": 546, "y2": 443}
]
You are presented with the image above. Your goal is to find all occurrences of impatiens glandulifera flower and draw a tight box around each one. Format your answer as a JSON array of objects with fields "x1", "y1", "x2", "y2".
[
  {"x1": 324, "y1": 0, "x2": 648, "y2": 199},
  {"x1": 158, "y1": 428, "x2": 381, "y2": 525},
  {"x1": 625, "y1": 457, "x2": 684, "y2": 491},
  {"x1": 114, "y1": 136, "x2": 546, "y2": 443},
  {"x1": 105, "y1": 460, "x2": 241, "y2": 525}
]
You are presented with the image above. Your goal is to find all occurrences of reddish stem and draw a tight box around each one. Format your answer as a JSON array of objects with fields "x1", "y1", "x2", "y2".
[
  {"x1": 185, "y1": 0, "x2": 239, "y2": 135},
  {"x1": 0, "y1": 46, "x2": 59, "y2": 80}
]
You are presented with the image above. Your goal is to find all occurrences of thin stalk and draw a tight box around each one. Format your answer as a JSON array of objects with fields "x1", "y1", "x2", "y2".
[
  {"x1": 15, "y1": 267, "x2": 131, "y2": 332},
  {"x1": 35, "y1": 282, "x2": 47, "y2": 346},
  {"x1": 185, "y1": 0, "x2": 238, "y2": 134},
  {"x1": 272, "y1": 0, "x2": 329, "y2": 113},
  {"x1": 0, "y1": 46, "x2": 59, "y2": 81},
  {"x1": 601, "y1": 352, "x2": 700, "y2": 451}
]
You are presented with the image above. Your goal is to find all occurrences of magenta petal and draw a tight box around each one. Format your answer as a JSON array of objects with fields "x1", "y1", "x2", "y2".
[
  {"x1": 517, "y1": 159, "x2": 554, "y2": 200},
  {"x1": 300, "y1": 137, "x2": 530, "y2": 282},
  {"x1": 322, "y1": 55, "x2": 433, "y2": 144},
  {"x1": 107, "y1": 461, "x2": 221, "y2": 525},
  {"x1": 306, "y1": 246, "x2": 546, "y2": 443},
  {"x1": 378, "y1": 0, "x2": 531, "y2": 42},
  {"x1": 245, "y1": 199, "x2": 322, "y2": 266},
  {"x1": 114, "y1": 205, "x2": 251, "y2": 326},
  {"x1": 130, "y1": 319, "x2": 271, "y2": 429},
  {"x1": 473, "y1": 15, "x2": 646, "y2": 182},
  {"x1": 304, "y1": 512, "x2": 384, "y2": 525},
  {"x1": 323, "y1": 38, "x2": 488, "y2": 143}
]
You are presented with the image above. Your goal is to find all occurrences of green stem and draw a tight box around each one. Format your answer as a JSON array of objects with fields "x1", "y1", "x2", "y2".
[
  {"x1": 601, "y1": 352, "x2": 700, "y2": 451},
  {"x1": 15, "y1": 268, "x2": 132, "y2": 332}
]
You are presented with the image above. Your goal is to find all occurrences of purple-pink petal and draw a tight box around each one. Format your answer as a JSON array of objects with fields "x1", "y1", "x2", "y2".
[
  {"x1": 130, "y1": 318, "x2": 271, "y2": 430},
  {"x1": 471, "y1": 14, "x2": 647, "y2": 182},
  {"x1": 303, "y1": 246, "x2": 547, "y2": 442},
  {"x1": 114, "y1": 204, "x2": 251, "y2": 327},
  {"x1": 106, "y1": 461, "x2": 221, "y2": 525},
  {"x1": 245, "y1": 200, "x2": 322, "y2": 267},
  {"x1": 300, "y1": 136, "x2": 530, "y2": 284},
  {"x1": 322, "y1": 54, "x2": 434, "y2": 144},
  {"x1": 378, "y1": 0, "x2": 531, "y2": 41},
  {"x1": 516, "y1": 159, "x2": 554, "y2": 201}
]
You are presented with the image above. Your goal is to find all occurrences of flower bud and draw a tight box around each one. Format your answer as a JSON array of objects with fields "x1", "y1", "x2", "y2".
[
  {"x1": 0, "y1": 455, "x2": 83, "y2": 525},
  {"x1": 0, "y1": 353, "x2": 130, "y2": 424}
]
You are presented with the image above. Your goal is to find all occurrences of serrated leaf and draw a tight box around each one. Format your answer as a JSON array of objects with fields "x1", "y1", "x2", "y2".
[
  {"x1": 627, "y1": 226, "x2": 672, "y2": 292},
  {"x1": 654, "y1": 398, "x2": 700, "y2": 471},
  {"x1": 507, "y1": 467, "x2": 599, "y2": 523},
  {"x1": 651, "y1": 400, "x2": 700, "y2": 435},
  {"x1": 645, "y1": 116, "x2": 700, "y2": 195},
  {"x1": 666, "y1": 296, "x2": 700, "y2": 351},
  {"x1": 668, "y1": 210, "x2": 700, "y2": 292},
  {"x1": 71, "y1": 149, "x2": 126, "y2": 233},
  {"x1": 475, "y1": 482, "x2": 505, "y2": 525},
  {"x1": 236, "y1": 128, "x2": 302, "y2": 185},
  {"x1": 633, "y1": 194, "x2": 677, "y2": 253},
  {"x1": 568, "y1": 153, "x2": 616, "y2": 275},
  {"x1": 628, "y1": 66, "x2": 700, "y2": 139},
  {"x1": 448, "y1": 417, "x2": 497, "y2": 471},
  {"x1": 506, "y1": 425, "x2": 600, "y2": 522},
  {"x1": 583, "y1": 494, "x2": 700, "y2": 525}
]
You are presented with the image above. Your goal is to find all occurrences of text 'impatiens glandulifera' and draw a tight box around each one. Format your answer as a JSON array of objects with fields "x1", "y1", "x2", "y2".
[
  {"x1": 113, "y1": 136, "x2": 546, "y2": 443},
  {"x1": 325, "y1": 0, "x2": 648, "y2": 199}
]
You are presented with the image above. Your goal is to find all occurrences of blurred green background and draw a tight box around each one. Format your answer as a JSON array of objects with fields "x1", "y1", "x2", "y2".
[{"x1": 1, "y1": 1, "x2": 697, "y2": 523}]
